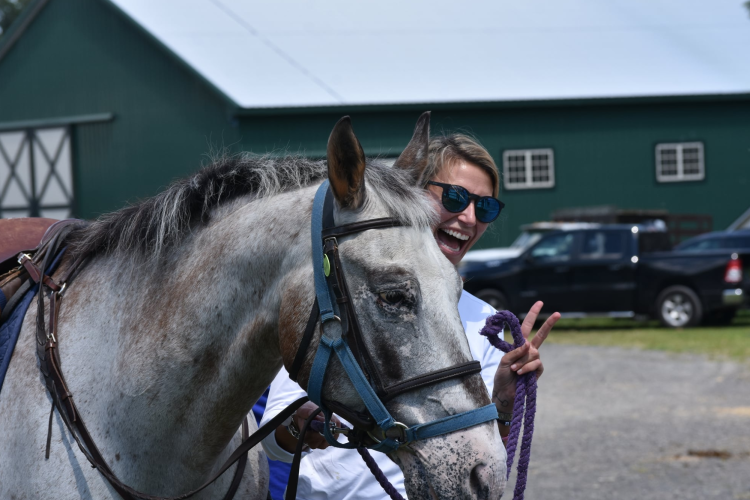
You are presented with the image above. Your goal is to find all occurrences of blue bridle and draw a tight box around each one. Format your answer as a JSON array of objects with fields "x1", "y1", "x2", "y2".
[{"x1": 304, "y1": 181, "x2": 499, "y2": 453}]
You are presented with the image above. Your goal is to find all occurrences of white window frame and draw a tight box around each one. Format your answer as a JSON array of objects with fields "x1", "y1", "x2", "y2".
[
  {"x1": 0, "y1": 126, "x2": 75, "y2": 219},
  {"x1": 502, "y1": 148, "x2": 555, "y2": 190},
  {"x1": 655, "y1": 142, "x2": 704, "y2": 183}
]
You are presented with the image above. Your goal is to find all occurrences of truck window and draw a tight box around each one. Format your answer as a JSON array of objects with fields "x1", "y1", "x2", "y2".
[
  {"x1": 530, "y1": 233, "x2": 575, "y2": 261},
  {"x1": 580, "y1": 231, "x2": 624, "y2": 259},
  {"x1": 510, "y1": 231, "x2": 544, "y2": 250}
]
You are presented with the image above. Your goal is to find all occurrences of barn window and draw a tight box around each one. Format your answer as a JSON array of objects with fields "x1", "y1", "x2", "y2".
[
  {"x1": 0, "y1": 127, "x2": 74, "y2": 219},
  {"x1": 502, "y1": 149, "x2": 555, "y2": 190},
  {"x1": 655, "y1": 142, "x2": 704, "y2": 183}
]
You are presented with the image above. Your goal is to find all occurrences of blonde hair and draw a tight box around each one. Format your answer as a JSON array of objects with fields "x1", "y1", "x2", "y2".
[{"x1": 424, "y1": 134, "x2": 499, "y2": 198}]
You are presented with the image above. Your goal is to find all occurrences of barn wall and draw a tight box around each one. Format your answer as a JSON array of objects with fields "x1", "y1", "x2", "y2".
[
  {"x1": 237, "y1": 99, "x2": 750, "y2": 249},
  {"x1": 0, "y1": 0, "x2": 240, "y2": 219}
]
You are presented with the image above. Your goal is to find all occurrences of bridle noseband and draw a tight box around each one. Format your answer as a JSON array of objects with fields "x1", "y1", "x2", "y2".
[{"x1": 288, "y1": 181, "x2": 499, "y2": 453}]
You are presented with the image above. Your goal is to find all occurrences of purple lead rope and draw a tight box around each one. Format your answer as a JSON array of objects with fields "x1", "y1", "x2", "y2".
[
  {"x1": 310, "y1": 309, "x2": 534, "y2": 500},
  {"x1": 480, "y1": 310, "x2": 537, "y2": 500},
  {"x1": 356, "y1": 446, "x2": 406, "y2": 500}
]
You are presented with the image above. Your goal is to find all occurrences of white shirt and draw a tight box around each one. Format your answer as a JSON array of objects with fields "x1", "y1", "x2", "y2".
[{"x1": 260, "y1": 290, "x2": 503, "y2": 500}]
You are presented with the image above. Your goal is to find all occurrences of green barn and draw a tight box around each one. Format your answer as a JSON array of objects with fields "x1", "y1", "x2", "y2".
[{"x1": 2, "y1": 0, "x2": 749, "y2": 248}]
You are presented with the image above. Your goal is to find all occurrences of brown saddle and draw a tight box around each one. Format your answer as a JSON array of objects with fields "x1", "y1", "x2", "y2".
[
  {"x1": 0, "y1": 218, "x2": 59, "y2": 275},
  {"x1": 0, "y1": 218, "x2": 69, "y2": 318}
]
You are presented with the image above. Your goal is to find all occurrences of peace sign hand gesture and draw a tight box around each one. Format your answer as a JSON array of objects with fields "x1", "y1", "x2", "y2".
[{"x1": 491, "y1": 301, "x2": 559, "y2": 427}]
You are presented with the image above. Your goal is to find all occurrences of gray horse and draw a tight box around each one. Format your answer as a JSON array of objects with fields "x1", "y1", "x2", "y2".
[{"x1": 0, "y1": 114, "x2": 505, "y2": 499}]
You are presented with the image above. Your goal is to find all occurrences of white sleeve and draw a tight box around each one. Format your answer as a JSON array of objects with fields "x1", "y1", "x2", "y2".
[
  {"x1": 459, "y1": 290, "x2": 504, "y2": 397},
  {"x1": 478, "y1": 331, "x2": 503, "y2": 397},
  {"x1": 260, "y1": 367, "x2": 307, "y2": 463}
]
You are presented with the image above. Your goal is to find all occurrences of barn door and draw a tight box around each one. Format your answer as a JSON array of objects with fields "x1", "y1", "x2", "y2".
[{"x1": 0, "y1": 126, "x2": 74, "y2": 219}]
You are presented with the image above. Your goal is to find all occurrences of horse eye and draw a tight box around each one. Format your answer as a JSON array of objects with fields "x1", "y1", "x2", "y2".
[{"x1": 378, "y1": 291, "x2": 405, "y2": 306}]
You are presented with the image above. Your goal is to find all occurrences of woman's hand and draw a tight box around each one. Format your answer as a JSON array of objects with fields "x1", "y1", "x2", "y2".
[
  {"x1": 274, "y1": 401, "x2": 342, "y2": 454},
  {"x1": 491, "y1": 301, "x2": 559, "y2": 429}
]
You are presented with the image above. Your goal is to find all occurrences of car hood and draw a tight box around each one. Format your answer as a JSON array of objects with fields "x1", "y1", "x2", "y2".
[{"x1": 461, "y1": 248, "x2": 523, "y2": 263}]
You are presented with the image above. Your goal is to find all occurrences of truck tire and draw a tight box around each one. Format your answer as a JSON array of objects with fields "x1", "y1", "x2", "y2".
[
  {"x1": 656, "y1": 285, "x2": 703, "y2": 328},
  {"x1": 475, "y1": 289, "x2": 508, "y2": 311}
]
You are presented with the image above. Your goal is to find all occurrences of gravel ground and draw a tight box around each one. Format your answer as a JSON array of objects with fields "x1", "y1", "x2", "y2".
[{"x1": 506, "y1": 344, "x2": 750, "y2": 500}]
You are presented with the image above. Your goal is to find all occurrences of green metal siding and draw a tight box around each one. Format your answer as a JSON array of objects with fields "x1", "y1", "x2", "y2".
[
  {"x1": 237, "y1": 101, "x2": 750, "y2": 249},
  {"x1": 0, "y1": 0, "x2": 240, "y2": 218}
]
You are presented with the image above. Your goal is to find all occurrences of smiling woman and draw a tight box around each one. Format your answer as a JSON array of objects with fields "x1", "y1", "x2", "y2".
[{"x1": 424, "y1": 134, "x2": 502, "y2": 265}]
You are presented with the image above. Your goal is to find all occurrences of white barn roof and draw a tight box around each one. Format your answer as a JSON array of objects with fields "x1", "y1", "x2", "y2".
[{"x1": 108, "y1": 0, "x2": 750, "y2": 109}]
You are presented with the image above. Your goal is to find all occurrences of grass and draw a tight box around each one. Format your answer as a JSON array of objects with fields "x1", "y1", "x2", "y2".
[{"x1": 541, "y1": 309, "x2": 750, "y2": 362}]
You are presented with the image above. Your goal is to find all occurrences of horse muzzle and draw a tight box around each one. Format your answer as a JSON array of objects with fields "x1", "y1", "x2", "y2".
[{"x1": 395, "y1": 419, "x2": 507, "y2": 500}]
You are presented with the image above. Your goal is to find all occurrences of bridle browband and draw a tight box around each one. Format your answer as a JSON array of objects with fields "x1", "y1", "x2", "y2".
[{"x1": 288, "y1": 181, "x2": 498, "y2": 452}]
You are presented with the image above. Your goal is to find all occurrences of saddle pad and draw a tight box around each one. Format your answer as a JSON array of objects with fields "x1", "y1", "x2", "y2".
[{"x1": 0, "y1": 250, "x2": 64, "y2": 395}]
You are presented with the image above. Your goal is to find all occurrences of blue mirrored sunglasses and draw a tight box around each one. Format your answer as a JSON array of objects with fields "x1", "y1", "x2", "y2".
[{"x1": 427, "y1": 181, "x2": 504, "y2": 223}]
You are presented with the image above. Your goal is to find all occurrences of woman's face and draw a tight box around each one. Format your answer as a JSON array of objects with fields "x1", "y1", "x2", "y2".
[{"x1": 426, "y1": 161, "x2": 494, "y2": 266}]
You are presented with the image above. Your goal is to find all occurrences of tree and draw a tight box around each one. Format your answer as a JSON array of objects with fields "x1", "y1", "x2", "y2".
[{"x1": 0, "y1": 0, "x2": 32, "y2": 38}]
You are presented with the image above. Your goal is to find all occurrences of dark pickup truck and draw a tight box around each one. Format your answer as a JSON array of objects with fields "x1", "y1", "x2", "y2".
[{"x1": 460, "y1": 225, "x2": 749, "y2": 327}]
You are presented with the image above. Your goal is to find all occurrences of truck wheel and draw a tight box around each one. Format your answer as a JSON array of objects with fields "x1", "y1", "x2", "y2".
[
  {"x1": 656, "y1": 285, "x2": 702, "y2": 328},
  {"x1": 475, "y1": 289, "x2": 508, "y2": 311}
]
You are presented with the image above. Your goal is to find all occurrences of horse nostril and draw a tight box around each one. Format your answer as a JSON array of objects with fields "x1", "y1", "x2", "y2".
[{"x1": 469, "y1": 462, "x2": 491, "y2": 499}]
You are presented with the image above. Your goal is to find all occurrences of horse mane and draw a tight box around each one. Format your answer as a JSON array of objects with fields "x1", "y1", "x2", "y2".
[{"x1": 67, "y1": 153, "x2": 436, "y2": 261}]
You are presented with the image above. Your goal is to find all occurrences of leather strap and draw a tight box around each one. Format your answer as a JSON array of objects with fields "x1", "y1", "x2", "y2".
[
  {"x1": 324, "y1": 235, "x2": 383, "y2": 393},
  {"x1": 32, "y1": 233, "x2": 134, "y2": 499},
  {"x1": 310, "y1": 181, "x2": 336, "y2": 323},
  {"x1": 320, "y1": 187, "x2": 382, "y2": 392},
  {"x1": 18, "y1": 254, "x2": 62, "y2": 291},
  {"x1": 323, "y1": 399, "x2": 374, "y2": 429},
  {"x1": 321, "y1": 217, "x2": 402, "y2": 240},
  {"x1": 380, "y1": 361, "x2": 482, "y2": 403},
  {"x1": 221, "y1": 418, "x2": 250, "y2": 500},
  {"x1": 403, "y1": 404, "x2": 499, "y2": 443},
  {"x1": 284, "y1": 407, "x2": 322, "y2": 500}
]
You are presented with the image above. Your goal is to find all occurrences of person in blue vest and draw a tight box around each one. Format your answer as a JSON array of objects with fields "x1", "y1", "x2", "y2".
[{"x1": 259, "y1": 134, "x2": 559, "y2": 500}]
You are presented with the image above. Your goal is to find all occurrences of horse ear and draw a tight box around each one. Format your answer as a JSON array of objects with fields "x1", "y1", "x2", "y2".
[
  {"x1": 393, "y1": 111, "x2": 431, "y2": 184},
  {"x1": 327, "y1": 116, "x2": 366, "y2": 209}
]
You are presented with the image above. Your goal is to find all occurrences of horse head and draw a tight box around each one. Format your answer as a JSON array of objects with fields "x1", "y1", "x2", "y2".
[{"x1": 282, "y1": 113, "x2": 507, "y2": 499}]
